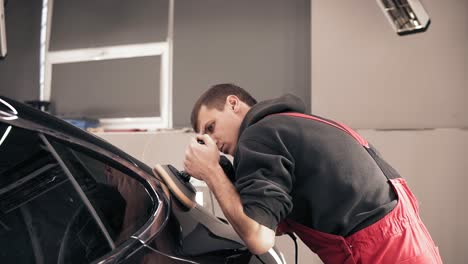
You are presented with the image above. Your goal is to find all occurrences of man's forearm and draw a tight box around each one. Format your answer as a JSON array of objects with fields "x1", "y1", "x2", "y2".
[{"x1": 204, "y1": 164, "x2": 275, "y2": 255}]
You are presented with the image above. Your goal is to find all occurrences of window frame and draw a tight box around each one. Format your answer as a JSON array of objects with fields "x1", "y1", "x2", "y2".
[
  {"x1": 0, "y1": 117, "x2": 170, "y2": 263},
  {"x1": 39, "y1": 0, "x2": 174, "y2": 130},
  {"x1": 39, "y1": 131, "x2": 170, "y2": 242}
]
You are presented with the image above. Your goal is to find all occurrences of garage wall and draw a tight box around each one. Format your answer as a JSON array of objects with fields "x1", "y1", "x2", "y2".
[
  {"x1": 311, "y1": 1, "x2": 468, "y2": 263},
  {"x1": 0, "y1": 0, "x2": 41, "y2": 101},
  {"x1": 172, "y1": 0, "x2": 310, "y2": 127},
  {"x1": 311, "y1": 0, "x2": 468, "y2": 129}
]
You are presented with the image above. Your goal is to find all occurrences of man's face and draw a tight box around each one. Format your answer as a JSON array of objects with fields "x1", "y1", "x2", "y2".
[{"x1": 197, "y1": 103, "x2": 243, "y2": 156}]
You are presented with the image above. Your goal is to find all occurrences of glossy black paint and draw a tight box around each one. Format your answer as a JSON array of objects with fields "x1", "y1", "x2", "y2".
[
  {"x1": 0, "y1": 96, "x2": 285, "y2": 264},
  {"x1": 1, "y1": 97, "x2": 149, "y2": 171}
]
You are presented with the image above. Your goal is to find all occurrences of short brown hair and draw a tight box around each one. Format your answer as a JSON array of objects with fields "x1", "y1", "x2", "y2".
[{"x1": 190, "y1": 83, "x2": 257, "y2": 132}]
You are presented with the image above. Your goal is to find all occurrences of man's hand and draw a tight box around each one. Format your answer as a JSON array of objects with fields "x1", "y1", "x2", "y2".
[
  {"x1": 184, "y1": 134, "x2": 220, "y2": 181},
  {"x1": 183, "y1": 134, "x2": 276, "y2": 255}
]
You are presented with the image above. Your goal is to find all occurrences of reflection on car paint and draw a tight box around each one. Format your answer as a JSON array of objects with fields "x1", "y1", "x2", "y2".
[{"x1": 0, "y1": 96, "x2": 286, "y2": 264}]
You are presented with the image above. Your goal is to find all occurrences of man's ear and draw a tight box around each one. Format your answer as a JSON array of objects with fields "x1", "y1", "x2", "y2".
[{"x1": 226, "y1": 95, "x2": 239, "y2": 112}]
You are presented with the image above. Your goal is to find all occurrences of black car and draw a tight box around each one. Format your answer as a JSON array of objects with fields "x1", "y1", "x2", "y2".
[{"x1": 0, "y1": 96, "x2": 286, "y2": 264}]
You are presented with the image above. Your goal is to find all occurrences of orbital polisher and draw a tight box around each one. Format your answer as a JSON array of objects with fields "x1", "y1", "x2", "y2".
[{"x1": 153, "y1": 153, "x2": 235, "y2": 211}]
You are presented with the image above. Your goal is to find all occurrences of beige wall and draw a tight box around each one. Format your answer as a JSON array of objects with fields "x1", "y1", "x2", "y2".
[
  {"x1": 312, "y1": 0, "x2": 468, "y2": 263},
  {"x1": 311, "y1": 0, "x2": 468, "y2": 129},
  {"x1": 95, "y1": 130, "x2": 193, "y2": 170}
]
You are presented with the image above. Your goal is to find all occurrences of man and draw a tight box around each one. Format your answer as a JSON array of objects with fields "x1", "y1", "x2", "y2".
[{"x1": 183, "y1": 83, "x2": 442, "y2": 263}]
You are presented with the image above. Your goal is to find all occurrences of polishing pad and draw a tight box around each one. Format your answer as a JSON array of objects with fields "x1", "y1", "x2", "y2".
[{"x1": 153, "y1": 164, "x2": 197, "y2": 210}]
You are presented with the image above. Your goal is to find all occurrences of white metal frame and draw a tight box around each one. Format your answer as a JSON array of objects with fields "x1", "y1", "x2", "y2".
[
  {"x1": 40, "y1": 0, "x2": 174, "y2": 130},
  {"x1": 0, "y1": 0, "x2": 7, "y2": 58}
]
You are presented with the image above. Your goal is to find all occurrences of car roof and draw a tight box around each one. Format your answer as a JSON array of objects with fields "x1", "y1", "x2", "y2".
[{"x1": 0, "y1": 96, "x2": 152, "y2": 174}]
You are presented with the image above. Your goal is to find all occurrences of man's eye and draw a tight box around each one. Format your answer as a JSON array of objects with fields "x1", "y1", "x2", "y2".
[{"x1": 207, "y1": 124, "x2": 214, "y2": 133}]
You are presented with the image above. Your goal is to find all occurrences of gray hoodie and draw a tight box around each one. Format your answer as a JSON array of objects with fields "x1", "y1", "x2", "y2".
[{"x1": 232, "y1": 94, "x2": 397, "y2": 236}]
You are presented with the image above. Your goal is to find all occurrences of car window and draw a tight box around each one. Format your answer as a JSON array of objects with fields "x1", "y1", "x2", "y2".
[
  {"x1": 0, "y1": 124, "x2": 112, "y2": 264},
  {"x1": 48, "y1": 137, "x2": 154, "y2": 245}
]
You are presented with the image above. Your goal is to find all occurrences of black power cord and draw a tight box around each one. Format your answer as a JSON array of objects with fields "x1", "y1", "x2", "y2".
[
  {"x1": 286, "y1": 232, "x2": 298, "y2": 264},
  {"x1": 255, "y1": 255, "x2": 267, "y2": 264}
]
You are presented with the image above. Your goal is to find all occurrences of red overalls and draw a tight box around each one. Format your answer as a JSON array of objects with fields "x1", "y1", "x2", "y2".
[{"x1": 275, "y1": 113, "x2": 443, "y2": 264}]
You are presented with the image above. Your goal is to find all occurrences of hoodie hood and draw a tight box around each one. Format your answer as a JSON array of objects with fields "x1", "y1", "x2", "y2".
[{"x1": 239, "y1": 94, "x2": 306, "y2": 136}]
